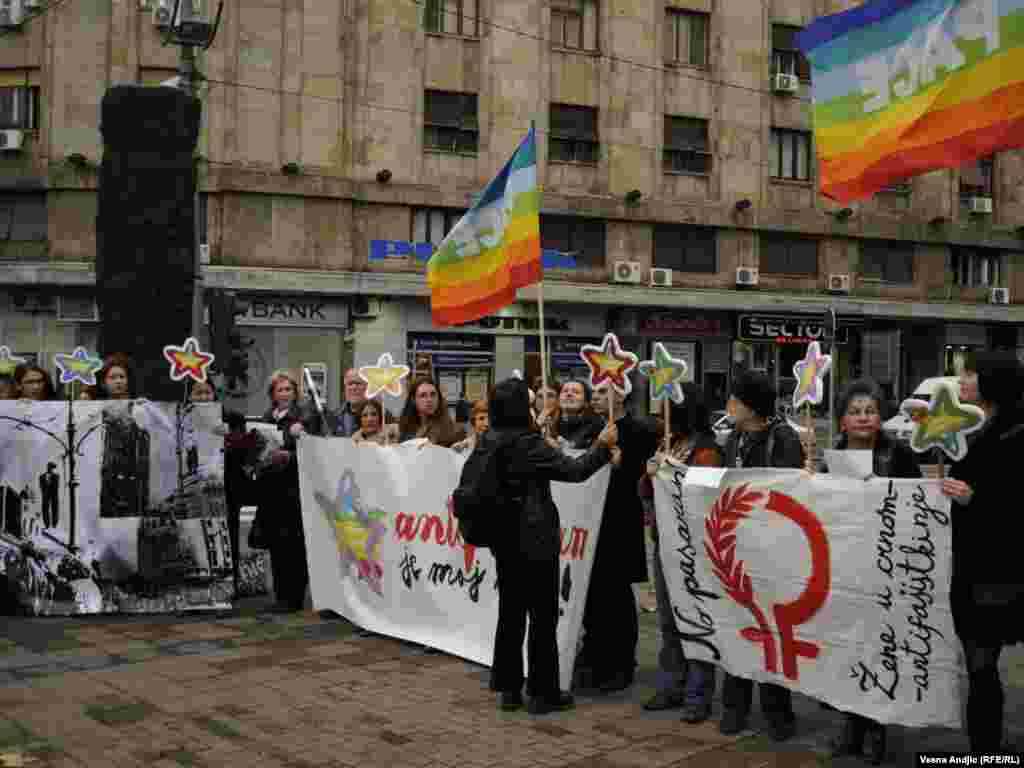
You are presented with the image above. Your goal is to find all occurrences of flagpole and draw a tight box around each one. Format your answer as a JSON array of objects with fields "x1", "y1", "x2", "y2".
[{"x1": 538, "y1": 280, "x2": 549, "y2": 426}]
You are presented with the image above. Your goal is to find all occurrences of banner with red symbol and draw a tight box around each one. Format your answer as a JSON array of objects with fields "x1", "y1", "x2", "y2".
[
  {"x1": 297, "y1": 437, "x2": 611, "y2": 692},
  {"x1": 653, "y1": 466, "x2": 960, "y2": 728}
]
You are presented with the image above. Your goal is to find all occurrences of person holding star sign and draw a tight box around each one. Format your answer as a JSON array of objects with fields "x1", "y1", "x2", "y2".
[
  {"x1": 97, "y1": 353, "x2": 135, "y2": 400},
  {"x1": 940, "y1": 350, "x2": 1024, "y2": 754}
]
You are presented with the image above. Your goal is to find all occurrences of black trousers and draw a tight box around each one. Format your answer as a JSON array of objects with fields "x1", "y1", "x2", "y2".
[
  {"x1": 579, "y1": 564, "x2": 639, "y2": 677},
  {"x1": 267, "y1": 508, "x2": 309, "y2": 610},
  {"x1": 490, "y1": 547, "x2": 560, "y2": 698},
  {"x1": 722, "y1": 673, "x2": 793, "y2": 719},
  {"x1": 962, "y1": 636, "x2": 1005, "y2": 752}
]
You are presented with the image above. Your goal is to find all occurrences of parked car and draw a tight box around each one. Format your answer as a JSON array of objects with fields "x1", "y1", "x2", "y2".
[
  {"x1": 711, "y1": 410, "x2": 811, "y2": 448},
  {"x1": 882, "y1": 376, "x2": 959, "y2": 444}
]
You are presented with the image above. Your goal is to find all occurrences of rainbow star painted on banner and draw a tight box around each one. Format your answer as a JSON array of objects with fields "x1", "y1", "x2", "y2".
[
  {"x1": 638, "y1": 342, "x2": 688, "y2": 403},
  {"x1": 358, "y1": 353, "x2": 411, "y2": 398},
  {"x1": 579, "y1": 333, "x2": 638, "y2": 396},
  {"x1": 0, "y1": 346, "x2": 27, "y2": 376},
  {"x1": 792, "y1": 341, "x2": 832, "y2": 409},
  {"x1": 53, "y1": 347, "x2": 103, "y2": 386},
  {"x1": 163, "y1": 337, "x2": 215, "y2": 384},
  {"x1": 901, "y1": 382, "x2": 985, "y2": 462}
]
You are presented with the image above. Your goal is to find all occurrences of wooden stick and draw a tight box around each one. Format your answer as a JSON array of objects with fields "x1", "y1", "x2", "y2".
[
  {"x1": 663, "y1": 397, "x2": 670, "y2": 455},
  {"x1": 537, "y1": 280, "x2": 549, "y2": 409},
  {"x1": 937, "y1": 451, "x2": 945, "y2": 479}
]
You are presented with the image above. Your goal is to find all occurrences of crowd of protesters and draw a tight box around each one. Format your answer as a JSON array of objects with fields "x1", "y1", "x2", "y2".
[{"x1": 2, "y1": 348, "x2": 1022, "y2": 757}]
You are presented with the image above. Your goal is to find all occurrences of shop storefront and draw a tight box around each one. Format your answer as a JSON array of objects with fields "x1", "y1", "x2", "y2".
[
  {"x1": 635, "y1": 311, "x2": 734, "y2": 411},
  {"x1": 227, "y1": 294, "x2": 351, "y2": 417},
  {"x1": 407, "y1": 333, "x2": 495, "y2": 421},
  {"x1": 943, "y1": 323, "x2": 988, "y2": 376}
]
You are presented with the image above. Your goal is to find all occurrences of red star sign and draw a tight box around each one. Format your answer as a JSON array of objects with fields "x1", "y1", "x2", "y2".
[
  {"x1": 163, "y1": 337, "x2": 215, "y2": 384},
  {"x1": 579, "y1": 333, "x2": 638, "y2": 396}
]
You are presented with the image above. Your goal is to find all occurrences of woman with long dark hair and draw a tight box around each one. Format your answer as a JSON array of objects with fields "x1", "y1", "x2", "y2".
[
  {"x1": 485, "y1": 377, "x2": 618, "y2": 714},
  {"x1": 397, "y1": 377, "x2": 464, "y2": 447},
  {"x1": 97, "y1": 353, "x2": 134, "y2": 400},
  {"x1": 13, "y1": 364, "x2": 55, "y2": 401},
  {"x1": 639, "y1": 383, "x2": 723, "y2": 722},
  {"x1": 352, "y1": 399, "x2": 397, "y2": 446},
  {"x1": 941, "y1": 351, "x2": 1024, "y2": 753}
]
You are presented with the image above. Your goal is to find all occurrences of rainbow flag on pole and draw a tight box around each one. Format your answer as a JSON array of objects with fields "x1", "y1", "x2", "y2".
[
  {"x1": 427, "y1": 127, "x2": 542, "y2": 326},
  {"x1": 796, "y1": 0, "x2": 1024, "y2": 202}
]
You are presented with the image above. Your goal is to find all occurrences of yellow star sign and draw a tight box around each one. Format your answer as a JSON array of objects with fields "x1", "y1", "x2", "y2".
[
  {"x1": 901, "y1": 382, "x2": 985, "y2": 461},
  {"x1": 358, "y1": 353, "x2": 411, "y2": 398}
]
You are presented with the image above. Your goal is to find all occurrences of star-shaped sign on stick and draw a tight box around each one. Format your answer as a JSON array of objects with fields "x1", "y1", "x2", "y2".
[
  {"x1": 358, "y1": 353, "x2": 411, "y2": 398},
  {"x1": 901, "y1": 382, "x2": 985, "y2": 461},
  {"x1": 579, "y1": 333, "x2": 639, "y2": 396},
  {"x1": 638, "y1": 342, "x2": 688, "y2": 403},
  {"x1": 792, "y1": 341, "x2": 833, "y2": 409},
  {"x1": 53, "y1": 347, "x2": 103, "y2": 387},
  {"x1": 163, "y1": 337, "x2": 215, "y2": 384},
  {"x1": 0, "y1": 346, "x2": 27, "y2": 376}
]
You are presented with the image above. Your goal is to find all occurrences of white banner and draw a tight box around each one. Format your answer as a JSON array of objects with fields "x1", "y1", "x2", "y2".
[
  {"x1": 297, "y1": 437, "x2": 611, "y2": 692},
  {"x1": 0, "y1": 400, "x2": 232, "y2": 615},
  {"x1": 653, "y1": 465, "x2": 962, "y2": 728}
]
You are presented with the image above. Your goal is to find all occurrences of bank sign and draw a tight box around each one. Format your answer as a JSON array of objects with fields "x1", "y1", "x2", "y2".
[
  {"x1": 739, "y1": 315, "x2": 848, "y2": 345},
  {"x1": 236, "y1": 296, "x2": 350, "y2": 329}
]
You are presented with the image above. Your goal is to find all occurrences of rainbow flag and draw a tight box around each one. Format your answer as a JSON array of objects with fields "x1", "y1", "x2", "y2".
[
  {"x1": 427, "y1": 127, "x2": 542, "y2": 326},
  {"x1": 796, "y1": 0, "x2": 1024, "y2": 202}
]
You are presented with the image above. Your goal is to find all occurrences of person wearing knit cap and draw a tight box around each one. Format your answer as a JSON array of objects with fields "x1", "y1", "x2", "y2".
[{"x1": 718, "y1": 369, "x2": 806, "y2": 741}]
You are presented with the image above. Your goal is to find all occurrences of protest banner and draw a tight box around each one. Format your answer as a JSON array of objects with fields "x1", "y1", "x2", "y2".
[
  {"x1": 653, "y1": 465, "x2": 961, "y2": 728},
  {"x1": 297, "y1": 437, "x2": 611, "y2": 692},
  {"x1": 0, "y1": 400, "x2": 232, "y2": 615}
]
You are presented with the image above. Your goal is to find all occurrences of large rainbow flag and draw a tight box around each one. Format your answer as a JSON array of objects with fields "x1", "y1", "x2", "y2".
[
  {"x1": 796, "y1": 0, "x2": 1024, "y2": 202},
  {"x1": 427, "y1": 127, "x2": 542, "y2": 326}
]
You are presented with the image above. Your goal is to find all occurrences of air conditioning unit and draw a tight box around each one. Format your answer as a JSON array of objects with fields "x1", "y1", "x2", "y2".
[
  {"x1": 11, "y1": 292, "x2": 56, "y2": 314},
  {"x1": 153, "y1": 0, "x2": 172, "y2": 27},
  {"x1": 968, "y1": 196, "x2": 993, "y2": 215},
  {"x1": 649, "y1": 267, "x2": 673, "y2": 287},
  {"x1": 199, "y1": 243, "x2": 210, "y2": 265},
  {"x1": 828, "y1": 273, "x2": 851, "y2": 293},
  {"x1": 57, "y1": 295, "x2": 99, "y2": 322},
  {"x1": 735, "y1": 266, "x2": 759, "y2": 287},
  {"x1": 0, "y1": 130, "x2": 25, "y2": 152},
  {"x1": 612, "y1": 260, "x2": 642, "y2": 284},
  {"x1": 773, "y1": 72, "x2": 799, "y2": 94},
  {"x1": 351, "y1": 296, "x2": 382, "y2": 318},
  {"x1": 990, "y1": 287, "x2": 1010, "y2": 305},
  {"x1": 0, "y1": 0, "x2": 22, "y2": 27}
]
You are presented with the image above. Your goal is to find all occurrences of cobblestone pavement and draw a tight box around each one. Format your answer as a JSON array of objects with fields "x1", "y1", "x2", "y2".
[{"x1": 0, "y1": 599, "x2": 1021, "y2": 768}]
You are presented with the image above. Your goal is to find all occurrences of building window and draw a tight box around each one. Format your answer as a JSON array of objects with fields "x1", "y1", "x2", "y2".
[
  {"x1": 540, "y1": 215, "x2": 605, "y2": 268},
  {"x1": 0, "y1": 194, "x2": 47, "y2": 241},
  {"x1": 860, "y1": 240, "x2": 914, "y2": 283},
  {"x1": 959, "y1": 156, "x2": 993, "y2": 200},
  {"x1": 413, "y1": 207, "x2": 468, "y2": 249},
  {"x1": 761, "y1": 233, "x2": 818, "y2": 275},
  {"x1": 0, "y1": 86, "x2": 40, "y2": 130},
  {"x1": 424, "y1": 0, "x2": 479, "y2": 36},
  {"x1": 653, "y1": 224, "x2": 716, "y2": 273},
  {"x1": 665, "y1": 8, "x2": 707, "y2": 67},
  {"x1": 663, "y1": 116, "x2": 711, "y2": 174},
  {"x1": 549, "y1": 104, "x2": 599, "y2": 164},
  {"x1": 424, "y1": 90, "x2": 478, "y2": 155},
  {"x1": 770, "y1": 128, "x2": 811, "y2": 181},
  {"x1": 551, "y1": 0, "x2": 598, "y2": 51},
  {"x1": 772, "y1": 24, "x2": 810, "y2": 81},
  {"x1": 951, "y1": 248, "x2": 1001, "y2": 287}
]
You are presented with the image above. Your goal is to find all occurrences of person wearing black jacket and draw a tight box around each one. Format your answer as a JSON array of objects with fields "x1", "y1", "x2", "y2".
[
  {"x1": 485, "y1": 377, "x2": 618, "y2": 715},
  {"x1": 817, "y1": 378, "x2": 920, "y2": 764},
  {"x1": 555, "y1": 380, "x2": 605, "y2": 449},
  {"x1": 942, "y1": 351, "x2": 1024, "y2": 754},
  {"x1": 577, "y1": 381, "x2": 658, "y2": 693},
  {"x1": 719, "y1": 370, "x2": 805, "y2": 741},
  {"x1": 257, "y1": 370, "x2": 313, "y2": 613}
]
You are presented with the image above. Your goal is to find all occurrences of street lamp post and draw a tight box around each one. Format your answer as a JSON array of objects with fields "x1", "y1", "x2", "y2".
[{"x1": 160, "y1": 0, "x2": 224, "y2": 341}]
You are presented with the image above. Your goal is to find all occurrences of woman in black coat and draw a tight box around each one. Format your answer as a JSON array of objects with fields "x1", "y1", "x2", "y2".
[
  {"x1": 485, "y1": 377, "x2": 618, "y2": 715},
  {"x1": 257, "y1": 370, "x2": 312, "y2": 613},
  {"x1": 819, "y1": 378, "x2": 921, "y2": 765},
  {"x1": 942, "y1": 351, "x2": 1024, "y2": 753}
]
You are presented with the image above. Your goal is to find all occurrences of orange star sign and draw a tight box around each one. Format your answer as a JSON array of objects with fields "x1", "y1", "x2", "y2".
[
  {"x1": 580, "y1": 333, "x2": 638, "y2": 396},
  {"x1": 163, "y1": 337, "x2": 215, "y2": 383}
]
